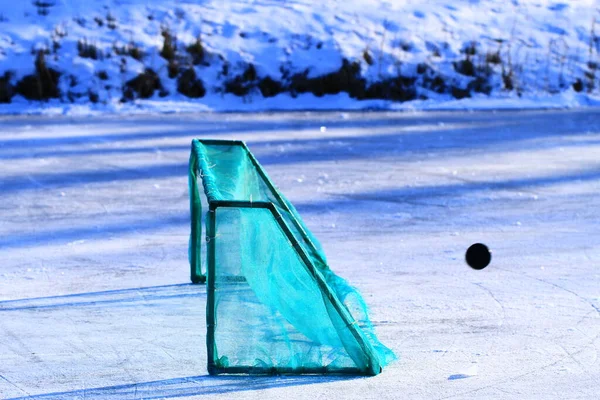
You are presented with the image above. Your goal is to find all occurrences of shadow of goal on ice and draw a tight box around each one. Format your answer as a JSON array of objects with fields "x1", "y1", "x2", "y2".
[{"x1": 189, "y1": 139, "x2": 395, "y2": 375}]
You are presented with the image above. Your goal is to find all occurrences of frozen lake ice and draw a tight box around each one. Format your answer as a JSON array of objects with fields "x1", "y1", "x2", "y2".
[{"x1": 0, "y1": 110, "x2": 599, "y2": 399}]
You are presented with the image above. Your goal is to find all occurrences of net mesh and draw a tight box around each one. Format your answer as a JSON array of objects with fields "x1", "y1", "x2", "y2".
[{"x1": 189, "y1": 139, "x2": 395, "y2": 375}]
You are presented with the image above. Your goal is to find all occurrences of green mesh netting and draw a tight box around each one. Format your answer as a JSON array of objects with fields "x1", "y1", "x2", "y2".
[{"x1": 189, "y1": 139, "x2": 395, "y2": 376}]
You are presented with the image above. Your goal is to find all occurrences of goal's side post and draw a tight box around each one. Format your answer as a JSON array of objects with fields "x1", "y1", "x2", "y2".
[{"x1": 188, "y1": 147, "x2": 205, "y2": 284}]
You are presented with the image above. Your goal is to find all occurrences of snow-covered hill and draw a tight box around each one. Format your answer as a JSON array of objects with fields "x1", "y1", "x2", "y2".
[{"x1": 0, "y1": 0, "x2": 599, "y2": 113}]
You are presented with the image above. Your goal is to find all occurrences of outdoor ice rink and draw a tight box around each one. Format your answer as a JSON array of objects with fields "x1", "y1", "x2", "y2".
[{"x1": 1, "y1": 109, "x2": 599, "y2": 399}]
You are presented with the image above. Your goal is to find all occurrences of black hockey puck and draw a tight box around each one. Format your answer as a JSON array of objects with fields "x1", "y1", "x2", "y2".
[{"x1": 466, "y1": 243, "x2": 491, "y2": 270}]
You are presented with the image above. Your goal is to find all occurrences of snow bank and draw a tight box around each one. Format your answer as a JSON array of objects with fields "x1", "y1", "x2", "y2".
[{"x1": 0, "y1": 0, "x2": 599, "y2": 114}]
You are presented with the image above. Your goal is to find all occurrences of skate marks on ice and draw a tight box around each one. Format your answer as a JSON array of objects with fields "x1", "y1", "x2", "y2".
[{"x1": 0, "y1": 109, "x2": 600, "y2": 399}]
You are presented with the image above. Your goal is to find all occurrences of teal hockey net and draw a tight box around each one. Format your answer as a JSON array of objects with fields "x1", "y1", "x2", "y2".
[{"x1": 189, "y1": 139, "x2": 395, "y2": 376}]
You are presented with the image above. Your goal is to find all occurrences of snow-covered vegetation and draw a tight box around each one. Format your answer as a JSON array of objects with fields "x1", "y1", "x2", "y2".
[{"x1": 0, "y1": 0, "x2": 599, "y2": 112}]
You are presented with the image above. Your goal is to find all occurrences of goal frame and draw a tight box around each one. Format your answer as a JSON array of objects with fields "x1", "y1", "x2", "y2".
[{"x1": 189, "y1": 139, "x2": 382, "y2": 376}]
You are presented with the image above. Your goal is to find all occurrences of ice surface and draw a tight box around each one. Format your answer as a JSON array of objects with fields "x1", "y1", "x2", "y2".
[{"x1": 0, "y1": 110, "x2": 599, "y2": 399}]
